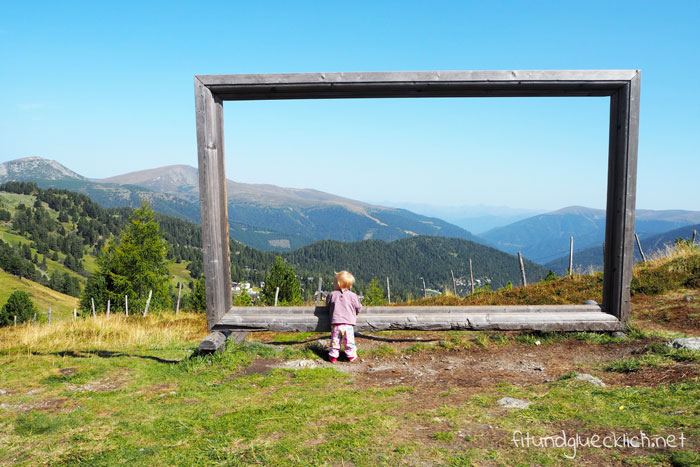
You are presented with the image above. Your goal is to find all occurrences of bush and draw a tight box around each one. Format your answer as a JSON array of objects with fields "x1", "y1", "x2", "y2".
[{"x1": 0, "y1": 290, "x2": 38, "y2": 326}]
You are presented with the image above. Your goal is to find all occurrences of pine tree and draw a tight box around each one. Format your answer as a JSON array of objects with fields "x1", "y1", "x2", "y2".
[
  {"x1": 187, "y1": 277, "x2": 207, "y2": 313},
  {"x1": 233, "y1": 288, "x2": 253, "y2": 306},
  {"x1": 80, "y1": 202, "x2": 171, "y2": 314},
  {"x1": 261, "y1": 257, "x2": 302, "y2": 305},
  {"x1": 0, "y1": 291, "x2": 38, "y2": 327},
  {"x1": 363, "y1": 278, "x2": 387, "y2": 306}
]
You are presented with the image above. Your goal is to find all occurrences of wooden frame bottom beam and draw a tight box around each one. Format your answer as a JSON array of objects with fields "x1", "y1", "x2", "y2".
[{"x1": 214, "y1": 305, "x2": 624, "y2": 333}]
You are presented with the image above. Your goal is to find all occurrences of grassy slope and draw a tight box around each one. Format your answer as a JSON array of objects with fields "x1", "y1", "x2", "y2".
[
  {"x1": 0, "y1": 247, "x2": 698, "y2": 465},
  {"x1": 0, "y1": 269, "x2": 78, "y2": 320},
  {"x1": 0, "y1": 191, "x2": 193, "y2": 300}
]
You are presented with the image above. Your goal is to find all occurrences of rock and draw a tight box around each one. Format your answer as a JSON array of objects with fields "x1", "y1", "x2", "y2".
[
  {"x1": 535, "y1": 340, "x2": 541, "y2": 346},
  {"x1": 0, "y1": 389, "x2": 7, "y2": 395},
  {"x1": 280, "y1": 359, "x2": 321, "y2": 369},
  {"x1": 684, "y1": 295, "x2": 695, "y2": 302},
  {"x1": 445, "y1": 366, "x2": 454, "y2": 371},
  {"x1": 574, "y1": 373, "x2": 606, "y2": 387},
  {"x1": 612, "y1": 331, "x2": 627, "y2": 338},
  {"x1": 666, "y1": 338, "x2": 700, "y2": 351},
  {"x1": 497, "y1": 397, "x2": 531, "y2": 409},
  {"x1": 534, "y1": 367, "x2": 544, "y2": 372}
]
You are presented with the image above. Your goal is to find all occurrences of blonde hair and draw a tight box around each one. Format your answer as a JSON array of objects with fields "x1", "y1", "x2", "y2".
[{"x1": 334, "y1": 270, "x2": 355, "y2": 290}]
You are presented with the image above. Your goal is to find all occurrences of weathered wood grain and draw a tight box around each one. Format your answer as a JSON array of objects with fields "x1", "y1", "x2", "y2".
[
  {"x1": 213, "y1": 305, "x2": 623, "y2": 332},
  {"x1": 198, "y1": 330, "x2": 247, "y2": 353},
  {"x1": 603, "y1": 71, "x2": 641, "y2": 324},
  {"x1": 195, "y1": 77, "x2": 232, "y2": 330}
]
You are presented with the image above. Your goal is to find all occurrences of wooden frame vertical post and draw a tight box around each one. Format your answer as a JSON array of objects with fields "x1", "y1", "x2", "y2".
[
  {"x1": 195, "y1": 77, "x2": 232, "y2": 330},
  {"x1": 603, "y1": 72, "x2": 640, "y2": 324}
]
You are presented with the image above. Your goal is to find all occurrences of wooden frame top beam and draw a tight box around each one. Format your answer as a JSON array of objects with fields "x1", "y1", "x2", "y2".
[{"x1": 196, "y1": 70, "x2": 639, "y2": 100}]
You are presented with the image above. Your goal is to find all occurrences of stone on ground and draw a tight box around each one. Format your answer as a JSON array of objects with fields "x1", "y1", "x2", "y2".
[
  {"x1": 666, "y1": 338, "x2": 700, "y2": 351},
  {"x1": 497, "y1": 397, "x2": 531, "y2": 409},
  {"x1": 574, "y1": 373, "x2": 606, "y2": 387}
]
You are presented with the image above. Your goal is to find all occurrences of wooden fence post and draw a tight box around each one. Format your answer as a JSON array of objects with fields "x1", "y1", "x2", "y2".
[
  {"x1": 176, "y1": 282, "x2": 182, "y2": 315},
  {"x1": 518, "y1": 251, "x2": 527, "y2": 287},
  {"x1": 73, "y1": 308, "x2": 77, "y2": 320},
  {"x1": 33, "y1": 313, "x2": 36, "y2": 323},
  {"x1": 14, "y1": 315, "x2": 16, "y2": 327},
  {"x1": 48, "y1": 306, "x2": 51, "y2": 326},
  {"x1": 693, "y1": 229, "x2": 697, "y2": 245},
  {"x1": 469, "y1": 258, "x2": 475, "y2": 294},
  {"x1": 386, "y1": 276, "x2": 391, "y2": 304},
  {"x1": 450, "y1": 269, "x2": 457, "y2": 296},
  {"x1": 91, "y1": 298, "x2": 96, "y2": 320},
  {"x1": 569, "y1": 236, "x2": 574, "y2": 277},
  {"x1": 635, "y1": 233, "x2": 647, "y2": 262},
  {"x1": 125, "y1": 295, "x2": 128, "y2": 317},
  {"x1": 106, "y1": 300, "x2": 110, "y2": 317},
  {"x1": 274, "y1": 287, "x2": 280, "y2": 307},
  {"x1": 421, "y1": 277, "x2": 427, "y2": 298},
  {"x1": 143, "y1": 290, "x2": 153, "y2": 317}
]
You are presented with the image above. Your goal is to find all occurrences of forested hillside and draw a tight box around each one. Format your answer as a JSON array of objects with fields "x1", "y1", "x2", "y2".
[
  {"x1": 284, "y1": 236, "x2": 550, "y2": 300},
  {"x1": 0, "y1": 182, "x2": 201, "y2": 297},
  {"x1": 1, "y1": 183, "x2": 551, "y2": 303}
]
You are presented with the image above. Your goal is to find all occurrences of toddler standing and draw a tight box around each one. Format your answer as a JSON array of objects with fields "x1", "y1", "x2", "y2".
[{"x1": 326, "y1": 271, "x2": 362, "y2": 363}]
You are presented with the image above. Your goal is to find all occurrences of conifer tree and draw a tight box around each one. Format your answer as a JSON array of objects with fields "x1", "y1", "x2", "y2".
[
  {"x1": 363, "y1": 278, "x2": 387, "y2": 306},
  {"x1": 261, "y1": 257, "x2": 302, "y2": 305},
  {"x1": 233, "y1": 288, "x2": 253, "y2": 306},
  {"x1": 0, "y1": 291, "x2": 38, "y2": 326},
  {"x1": 80, "y1": 202, "x2": 171, "y2": 313}
]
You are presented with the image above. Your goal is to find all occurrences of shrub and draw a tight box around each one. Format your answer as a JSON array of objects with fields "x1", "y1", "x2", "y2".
[{"x1": 0, "y1": 290, "x2": 38, "y2": 326}]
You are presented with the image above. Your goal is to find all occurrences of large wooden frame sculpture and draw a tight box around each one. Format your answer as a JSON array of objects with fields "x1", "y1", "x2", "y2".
[{"x1": 194, "y1": 70, "x2": 640, "y2": 336}]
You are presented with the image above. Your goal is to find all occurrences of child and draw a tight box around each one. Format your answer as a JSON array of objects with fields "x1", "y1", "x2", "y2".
[{"x1": 326, "y1": 270, "x2": 362, "y2": 363}]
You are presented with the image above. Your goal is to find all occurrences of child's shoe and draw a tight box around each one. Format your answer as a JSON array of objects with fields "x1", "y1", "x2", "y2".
[
  {"x1": 329, "y1": 357, "x2": 337, "y2": 363},
  {"x1": 348, "y1": 356, "x2": 357, "y2": 362}
]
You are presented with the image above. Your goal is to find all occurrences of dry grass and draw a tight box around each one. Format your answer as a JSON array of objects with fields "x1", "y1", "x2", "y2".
[
  {"x1": 0, "y1": 311, "x2": 208, "y2": 354},
  {"x1": 400, "y1": 241, "x2": 700, "y2": 307}
]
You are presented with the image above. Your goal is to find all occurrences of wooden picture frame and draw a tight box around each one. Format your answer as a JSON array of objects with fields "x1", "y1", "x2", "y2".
[{"x1": 194, "y1": 70, "x2": 640, "y2": 333}]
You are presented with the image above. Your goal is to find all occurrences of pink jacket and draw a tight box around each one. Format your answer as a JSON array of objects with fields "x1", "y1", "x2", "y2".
[{"x1": 326, "y1": 289, "x2": 362, "y2": 325}]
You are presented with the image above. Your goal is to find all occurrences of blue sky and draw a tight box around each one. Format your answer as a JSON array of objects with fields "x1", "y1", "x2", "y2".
[{"x1": 1, "y1": 1, "x2": 698, "y2": 211}]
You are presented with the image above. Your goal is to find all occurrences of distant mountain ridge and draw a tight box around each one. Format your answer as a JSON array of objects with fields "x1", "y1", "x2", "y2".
[
  {"x1": 0, "y1": 157, "x2": 481, "y2": 251},
  {"x1": 0, "y1": 156, "x2": 86, "y2": 181},
  {"x1": 481, "y1": 205, "x2": 700, "y2": 264}
]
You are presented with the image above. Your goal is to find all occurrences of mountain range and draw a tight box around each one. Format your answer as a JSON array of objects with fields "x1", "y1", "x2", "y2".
[
  {"x1": 3, "y1": 156, "x2": 699, "y2": 271},
  {"x1": 480, "y1": 206, "x2": 700, "y2": 265},
  {"x1": 0, "y1": 157, "x2": 480, "y2": 251}
]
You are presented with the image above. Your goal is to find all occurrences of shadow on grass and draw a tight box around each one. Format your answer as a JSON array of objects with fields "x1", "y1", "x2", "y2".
[
  {"x1": 47, "y1": 350, "x2": 181, "y2": 364},
  {"x1": 268, "y1": 333, "x2": 441, "y2": 346}
]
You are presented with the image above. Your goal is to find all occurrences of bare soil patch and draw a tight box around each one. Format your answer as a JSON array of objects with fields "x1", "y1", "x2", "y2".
[{"x1": 240, "y1": 336, "x2": 694, "y2": 402}]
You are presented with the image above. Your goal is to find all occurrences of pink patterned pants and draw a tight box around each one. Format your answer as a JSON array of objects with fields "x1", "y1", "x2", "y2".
[{"x1": 329, "y1": 324, "x2": 357, "y2": 359}]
